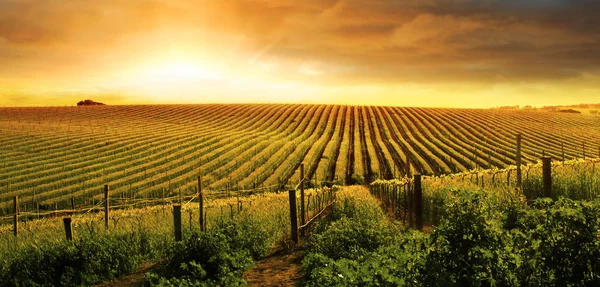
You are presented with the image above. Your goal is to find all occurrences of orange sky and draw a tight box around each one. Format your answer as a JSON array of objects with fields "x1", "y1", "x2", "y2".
[{"x1": 1, "y1": 0, "x2": 599, "y2": 108}]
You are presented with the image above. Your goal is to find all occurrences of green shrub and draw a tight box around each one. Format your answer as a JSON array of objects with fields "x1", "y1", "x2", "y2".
[
  {"x1": 302, "y1": 188, "x2": 414, "y2": 286},
  {"x1": 424, "y1": 190, "x2": 519, "y2": 286},
  {"x1": 302, "y1": 231, "x2": 428, "y2": 287},
  {"x1": 510, "y1": 198, "x2": 600, "y2": 286},
  {"x1": 147, "y1": 218, "x2": 274, "y2": 286},
  {"x1": 330, "y1": 193, "x2": 386, "y2": 222},
  {"x1": 304, "y1": 188, "x2": 600, "y2": 287},
  {"x1": 306, "y1": 217, "x2": 395, "y2": 261},
  {"x1": 0, "y1": 232, "x2": 145, "y2": 287}
]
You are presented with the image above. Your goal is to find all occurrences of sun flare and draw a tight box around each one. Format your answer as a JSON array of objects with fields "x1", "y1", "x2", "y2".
[{"x1": 134, "y1": 61, "x2": 222, "y2": 85}]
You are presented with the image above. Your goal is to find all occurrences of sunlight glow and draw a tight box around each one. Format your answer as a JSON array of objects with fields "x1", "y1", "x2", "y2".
[{"x1": 134, "y1": 61, "x2": 222, "y2": 84}]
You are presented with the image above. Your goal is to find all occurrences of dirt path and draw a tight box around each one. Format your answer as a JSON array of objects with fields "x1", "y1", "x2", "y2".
[
  {"x1": 93, "y1": 246, "x2": 305, "y2": 287},
  {"x1": 94, "y1": 262, "x2": 155, "y2": 287},
  {"x1": 243, "y1": 247, "x2": 305, "y2": 287}
]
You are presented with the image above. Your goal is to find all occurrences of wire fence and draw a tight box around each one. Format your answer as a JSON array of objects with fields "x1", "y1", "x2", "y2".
[
  {"x1": 371, "y1": 158, "x2": 600, "y2": 229},
  {"x1": 0, "y1": 181, "x2": 284, "y2": 223}
]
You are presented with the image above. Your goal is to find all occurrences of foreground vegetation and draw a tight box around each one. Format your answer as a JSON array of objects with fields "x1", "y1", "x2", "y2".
[
  {"x1": 0, "y1": 191, "x2": 294, "y2": 286},
  {"x1": 302, "y1": 187, "x2": 600, "y2": 286},
  {"x1": 1, "y1": 169, "x2": 599, "y2": 286},
  {"x1": 1, "y1": 104, "x2": 599, "y2": 214}
]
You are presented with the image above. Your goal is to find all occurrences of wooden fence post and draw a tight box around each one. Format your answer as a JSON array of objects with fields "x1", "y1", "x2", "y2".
[
  {"x1": 414, "y1": 174, "x2": 423, "y2": 231},
  {"x1": 542, "y1": 157, "x2": 552, "y2": 198},
  {"x1": 561, "y1": 142, "x2": 565, "y2": 162},
  {"x1": 403, "y1": 184, "x2": 408, "y2": 225},
  {"x1": 63, "y1": 217, "x2": 73, "y2": 241},
  {"x1": 583, "y1": 142, "x2": 586, "y2": 159},
  {"x1": 300, "y1": 164, "x2": 306, "y2": 234},
  {"x1": 104, "y1": 185, "x2": 109, "y2": 230},
  {"x1": 13, "y1": 196, "x2": 18, "y2": 237},
  {"x1": 407, "y1": 183, "x2": 413, "y2": 228},
  {"x1": 516, "y1": 133, "x2": 522, "y2": 188},
  {"x1": 71, "y1": 197, "x2": 75, "y2": 210},
  {"x1": 198, "y1": 176, "x2": 204, "y2": 232},
  {"x1": 174, "y1": 204, "x2": 182, "y2": 242},
  {"x1": 288, "y1": 190, "x2": 298, "y2": 243}
]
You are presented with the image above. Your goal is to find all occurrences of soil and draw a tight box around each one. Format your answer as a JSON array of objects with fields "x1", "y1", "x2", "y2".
[
  {"x1": 94, "y1": 262, "x2": 155, "y2": 287},
  {"x1": 243, "y1": 245, "x2": 305, "y2": 287},
  {"x1": 94, "y1": 245, "x2": 306, "y2": 287}
]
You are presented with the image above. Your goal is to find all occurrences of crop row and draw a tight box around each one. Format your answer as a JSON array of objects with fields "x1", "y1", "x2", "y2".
[{"x1": 1, "y1": 104, "x2": 599, "y2": 214}]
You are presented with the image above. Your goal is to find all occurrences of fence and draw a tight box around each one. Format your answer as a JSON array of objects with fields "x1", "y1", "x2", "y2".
[
  {"x1": 370, "y1": 175, "x2": 421, "y2": 229},
  {"x1": 370, "y1": 134, "x2": 600, "y2": 230},
  {"x1": 0, "y1": 179, "x2": 287, "y2": 217},
  {"x1": 3, "y1": 165, "x2": 339, "y2": 245},
  {"x1": 289, "y1": 163, "x2": 338, "y2": 243},
  {"x1": 0, "y1": 176, "x2": 284, "y2": 224},
  {"x1": 371, "y1": 156, "x2": 600, "y2": 230}
]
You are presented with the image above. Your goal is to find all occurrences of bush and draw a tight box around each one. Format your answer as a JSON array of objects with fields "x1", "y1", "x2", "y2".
[
  {"x1": 77, "y1": 99, "x2": 105, "y2": 106},
  {"x1": 147, "y1": 218, "x2": 274, "y2": 286},
  {"x1": 302, "y1": 188, "x2": 412, "y2": 286},
  {"x1": 346, "y1": 173, "x2": 364, "y2": 185},
  {"x1": 306, "y1": 217, "x2": 394, "y2": 260},
  {"x1": 510, "y1": 198, "x2": 600, "y2": 286},
  {"x1": 424, "y1": 190, "x2": 519, "y2": 286},
  {"x1": 0, "y1": 232, "x2": 145, "y2": 287},
  {"x1": 302, "y1": 230, "x2": 428, "y2": 287},
  {"x1": 303, "y1": 188, "x2": 600, "y2": 286}
]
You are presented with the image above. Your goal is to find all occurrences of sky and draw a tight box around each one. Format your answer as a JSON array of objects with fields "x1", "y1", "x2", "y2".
[{"x1": 1, "y1": 0, "x2": 599, "y2": 108}]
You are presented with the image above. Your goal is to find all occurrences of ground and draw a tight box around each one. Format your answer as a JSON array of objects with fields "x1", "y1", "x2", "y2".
[
  {"x1": 94, "y1": 245, "x2": 305, "y2": 287},
  {"x1": 94, "y1": 262, "x2": 154, "y2": 287},
  {"x1": 243, "y1": 246, "x2": 305, "y2": 287}
]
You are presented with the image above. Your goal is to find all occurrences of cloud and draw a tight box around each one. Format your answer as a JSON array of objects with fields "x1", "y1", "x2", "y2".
[{"x1": 0, "y1": 0, "x2": 599, "y2": 102}]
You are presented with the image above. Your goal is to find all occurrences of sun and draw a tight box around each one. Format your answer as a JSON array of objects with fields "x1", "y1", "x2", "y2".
[
  {"x1": 117, "y1": 58, "x2": 224, "y2": 94},
  {"x1": 140, "y1": 61, "x2": 221, "y2": 84}
]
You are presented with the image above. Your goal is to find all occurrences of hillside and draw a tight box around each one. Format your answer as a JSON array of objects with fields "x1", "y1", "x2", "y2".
[{"x1": 1, "y1": 104, "x2": 599, "y2": 212}]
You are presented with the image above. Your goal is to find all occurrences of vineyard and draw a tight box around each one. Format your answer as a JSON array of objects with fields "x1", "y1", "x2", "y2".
[{"x1": 1, "y1": 104, "x2": 599, "y2": 214}]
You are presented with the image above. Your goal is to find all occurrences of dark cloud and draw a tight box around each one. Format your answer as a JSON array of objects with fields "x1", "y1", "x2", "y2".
[{"x1": 331, "y1": 23, "x2": 397, "y2": 39}]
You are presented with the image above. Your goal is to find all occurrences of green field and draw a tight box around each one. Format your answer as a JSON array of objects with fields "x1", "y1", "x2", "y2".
[
  {"x1": 1, "y1": 104, "x2": 600, "y2": 286},
  {"x1": 1, "y1": 104, "x2": 599, "y2": 214}
]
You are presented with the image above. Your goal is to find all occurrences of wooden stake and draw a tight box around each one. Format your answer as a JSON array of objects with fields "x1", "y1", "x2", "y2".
[
  {"x1": 13, "y1": 196, "x2": 18, "y2": 237},
  {"x1": 516, "y1": 133, "x2": 522, "y2": 188},
  {"x1": 414, "y1": 174, "x2": 423, "y2": 231},
  {"x1": 104, "y1": 185, "x2": 109, "y2": 230},
  {"x1": 198, "y1": 176, "x2": 204, "y2": 232},
  {"x1": 173, "y1": 204, "x2": 182, "y2": 242},
  {"x1": 289, "y1": 190, "x2": 298, "y2": 243},
  {"x1": 63, "y1": 217, "x2": 73, "y2": 241},
  {"x1": 542, "y1": 157, "x2": 552, "y2": 199},
  {"x1": 300, "y1": 164, "x2": 306, "y2": 231}
]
